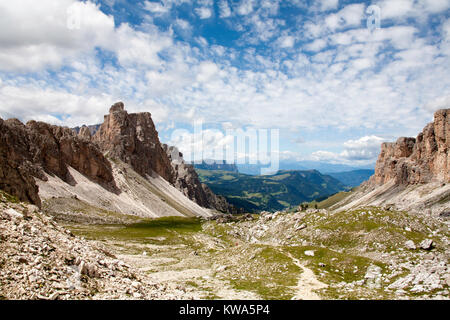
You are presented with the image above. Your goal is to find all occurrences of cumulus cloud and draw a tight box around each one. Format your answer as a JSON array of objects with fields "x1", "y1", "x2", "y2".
[
  {"x1": 319, "y1": 0, "x2": 339, "y2": 12},
  {"x1": 144, "y1": 1, "x2": 172, "y2": 14},
  {"x1": 278, "y1": 36, "x2": 295, "y2": 48},
  {"x1": 305, "y1": 38, "x2": 327, "y2": 52},
  {"x1": 341, "y1": 136, "x2": 386, "y2": 160},
  {"x1": 374, "y1": 0, "x2": 450, "y2": 20},
  {"x1": 219, "y1": 0, "x2": 232, "y2": 18},
  {"x1": 114, "y1": 24, "x2": 173, "y2": 67},
  {"x1": 0, "y1": 0, "x2": 114, "y2": 71},
  {"x1": 168, "y1": 128, "x2": 234, "y2": 162},
  {"x1": 324, "y1": 3, "x2": 365, "y2": 31},
  {"x1": 312, "y1": 136, "x2": 387, "y2": 164},
  {"x1": 237, "y1": 0, "x2": 254, "y2": 16},
  {"x1": 195, "y1": 7, "x2": 213, "y2": 19},
  {"x1": 424, "y1": 95, "x2": 450, "y2": 112}
]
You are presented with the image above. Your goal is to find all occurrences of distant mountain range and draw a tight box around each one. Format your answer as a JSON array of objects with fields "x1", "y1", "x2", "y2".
[
  {"x1": 193, "y1": 159, "x2": 374, "y2": 188},
  {"x1": 236, "y1": 160, "x2": 374, "y2": 175},
  {"x1": 193, "y1": 160, "x2": 238, "y2": 172},
  {"x1": 195, "y1": 169, "x2": 347, "y2": 213},
  {"x1": 326, "y1": 169, "x2": 374, "y2": 187}
]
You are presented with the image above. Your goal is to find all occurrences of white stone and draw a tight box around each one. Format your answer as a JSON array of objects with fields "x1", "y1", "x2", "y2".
[
  {"x1": 404, "y1": 240, "x2": 416, "y2": 250},
  {"x1": 304, "y1": 250, "x2": 315, "y2": 257}
]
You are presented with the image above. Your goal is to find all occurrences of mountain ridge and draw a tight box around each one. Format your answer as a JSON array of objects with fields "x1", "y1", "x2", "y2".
[
  {"x1": 0, "y1": 102, "x2": 238, "y2": 219},
  {"x1": 333, "y1": 108, "x2": 449, "y2": 215}
]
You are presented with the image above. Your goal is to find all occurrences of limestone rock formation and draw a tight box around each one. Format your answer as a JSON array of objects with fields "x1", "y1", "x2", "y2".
[
  {"x1": 92, "y1": 102, "x2": 237, "y2": 213},
  {"x1": 72, "y1": 124, "x2": 101, "y2": 137},
  {"x1": 370, "y1": 108, "x2": 449, "y2": 186},
  {"x1": 93, "y1": 102, "x2": 174, "y2": 183},
  {"x1": 0, "y1": 117, "x2": 115, "y2": 207},
  {"x1": 77, "y1": 125, "x2": 92, "y2": 140},
  {"x1": 0, "y1": 101, "x2": 236, "y2": 214}
]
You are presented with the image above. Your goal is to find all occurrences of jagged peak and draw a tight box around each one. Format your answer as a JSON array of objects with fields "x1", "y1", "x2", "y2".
[
  {"x1": 371, "y1": 108, "x2": 449, "y2": 185},
  {"x1": 109, "y1": 101, "x2": 125, "y2": 114}
]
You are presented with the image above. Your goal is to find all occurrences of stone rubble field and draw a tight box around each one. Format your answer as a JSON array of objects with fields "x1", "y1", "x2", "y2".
[
  {"x1": 0, "y1": 192, "x2": 192, "y2": 300},
  {"x1": 1, "y1": 189, "x2": 449, "y2": 300}
]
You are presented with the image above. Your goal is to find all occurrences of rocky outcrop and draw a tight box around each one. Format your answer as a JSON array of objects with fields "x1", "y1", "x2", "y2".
[
  {"x1": 77, "y1": 125, "x2": 92, "y2": 140},
  {"x1": 370, "y1": 109, "x2": 449, "y2": 186},
  {"x1": 92, "y1": 102, "x2": 237, "y2": 213},
  {"x1": 0, "y1": 118, "x2": 115, "y2": 207},
  {"x1": 72, "y1": 124, "x2": 101, "y2": 137},
  {"x1": 163, "y1": 144, "x2": 242, "y2": 213},
  {"x1": 0, "y1": 101, "x2": 236, "y2": 214},
  {"x1": 93, "y1": 102, "x2": 174, "y2": 183}
]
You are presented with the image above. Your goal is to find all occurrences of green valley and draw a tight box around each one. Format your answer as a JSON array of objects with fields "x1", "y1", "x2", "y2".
[{"x1": 195, "y1": 169, "x2": 347, "y2": 212}]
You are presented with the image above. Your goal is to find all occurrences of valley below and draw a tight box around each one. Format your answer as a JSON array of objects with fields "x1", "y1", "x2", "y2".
[{"x1": 46, "y1": 204, "x2": 450, "y2": 300}]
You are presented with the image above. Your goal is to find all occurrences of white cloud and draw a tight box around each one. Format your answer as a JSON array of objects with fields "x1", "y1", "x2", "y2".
[
  {"x1": 196, "y1": 61, "x2": 219, "y2": 82},
  {"x1": 0, "y1": 0, "x2": 114, "y2": 72},
  {"x1": 219, "y1": 0, "x2": 232, "y2": 18},
  {"x1": 424, "y1": 95, "x2": 450, "y2": 112},
  {"x1": 443, "y1": 18, "x2": 450, "y2": 41},
  {"x1": 420, "y1": 0, "x2": 450, "y2": 13},
  {"x1": 144, "y1": 1, "x2": 172, "y2": 14},
  {"x1": 341, "y1": 136, "x2": 386, "y2": 160},
  {"x1": 319, "y1": 0, "x2": 339, "y2": 12},
  {"x1": 278, "y1": 36, "x2": 295, "y2": 48},
  {"x1": 305, "y1": 38, "x2": 327, "y2": 52},
  {"x1": 175, "y1": 18, "x2": 191, "y2": 30},
  {"x1": 375, "y1": 0, "x2": 450, "y2": 20},
  {"x1": 237, "y1": 0, "x2": 254, "y2": 16},
  {"x1": 325, "y1": 3, "x2": 365, "y2": 31},
  {"x1": 114, "y1": 24, "x2": 173, "y2": 67},
  {"x1": 376, "y1": 0, "x2": 415, "y2": 19},
  {"x1": 312, "y1": 136, "x2": 387, "y2": 164},
  {"x1": 0, "y1": 84, "x2": 113, "y2": 126},
  {"x1": 169, "y1": 128, "x2": 234, "y2": 162},
  {"x1": 195, "y1": 7, "x2": 213, "y2": 19}
]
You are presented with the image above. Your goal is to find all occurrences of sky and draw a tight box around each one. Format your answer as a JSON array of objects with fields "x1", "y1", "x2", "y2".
[{"x1": 0, "y1": 0, "x2": 449, "y2": 168}]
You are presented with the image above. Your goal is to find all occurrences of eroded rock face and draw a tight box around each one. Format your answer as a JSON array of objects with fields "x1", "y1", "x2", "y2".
[
  {"x1": 0, "y1": 118, "x2": 115, "y2": 207},
  {"x1": 78, "y1": 126, "x2": 92, "y2": 140},
  {"x1": 1, "y1": 102, "x2": 237, "y2": 213},
  {"x1": 371, "y1": 109, "x2": 449, "y2": 185},
  {"x1": 93, "y1": 102, "x2": 174, "y2": 183},
  {"x1": 92, "y1": 103, "x2": 237, "y2": 213}
]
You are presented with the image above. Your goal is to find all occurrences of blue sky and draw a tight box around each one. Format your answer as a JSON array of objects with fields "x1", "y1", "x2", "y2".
[{"x1": 0, "y1": 0, "x2": 449, "y2": 167}]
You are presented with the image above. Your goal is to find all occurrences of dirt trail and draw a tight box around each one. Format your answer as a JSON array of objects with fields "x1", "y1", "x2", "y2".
[{"x1": 284, "y1": 251, "x2": 327, "y2": 300}]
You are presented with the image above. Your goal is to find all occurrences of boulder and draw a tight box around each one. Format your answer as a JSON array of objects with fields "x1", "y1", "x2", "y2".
[
  {"x1": 419, "y1": 239, "x2": 434, "y2": 250},
  {"x1": 404, "y1": 240, "x2": 416, "y2": 250}
]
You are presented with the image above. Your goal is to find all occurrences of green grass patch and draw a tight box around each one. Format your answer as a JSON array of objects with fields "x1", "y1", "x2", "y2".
[
  {"x1": 225, "y1": 246, "x2": 300, "y2": 300},
  {"x1": 68, "y1": 217, "x2": 203, "y2": 247}
]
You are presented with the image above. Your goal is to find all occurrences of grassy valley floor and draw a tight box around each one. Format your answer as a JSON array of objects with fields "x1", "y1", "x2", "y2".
[{"x1": 65, "y1": 208, "x2": 450, "y2": 300}]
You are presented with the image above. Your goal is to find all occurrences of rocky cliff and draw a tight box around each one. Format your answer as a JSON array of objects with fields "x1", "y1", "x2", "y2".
[
  {"x1": 370, "y1": 108, "x2": 449, "y2": 186},
  {"x1": 334, "y1": 108, "x2": 449, "y2": 215},
  {"x1": 92, "y1": 102, "x2": 174, "y2": 183},
  {"x1": 0, "y1": 102, "x2": 236, "y2": 214},
  {"x1": 91, "y1": 102, "x2": 237, "y2": 213},
  {"x1": 0, "y1": 118, "x2": 115, "y2": 207}
]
